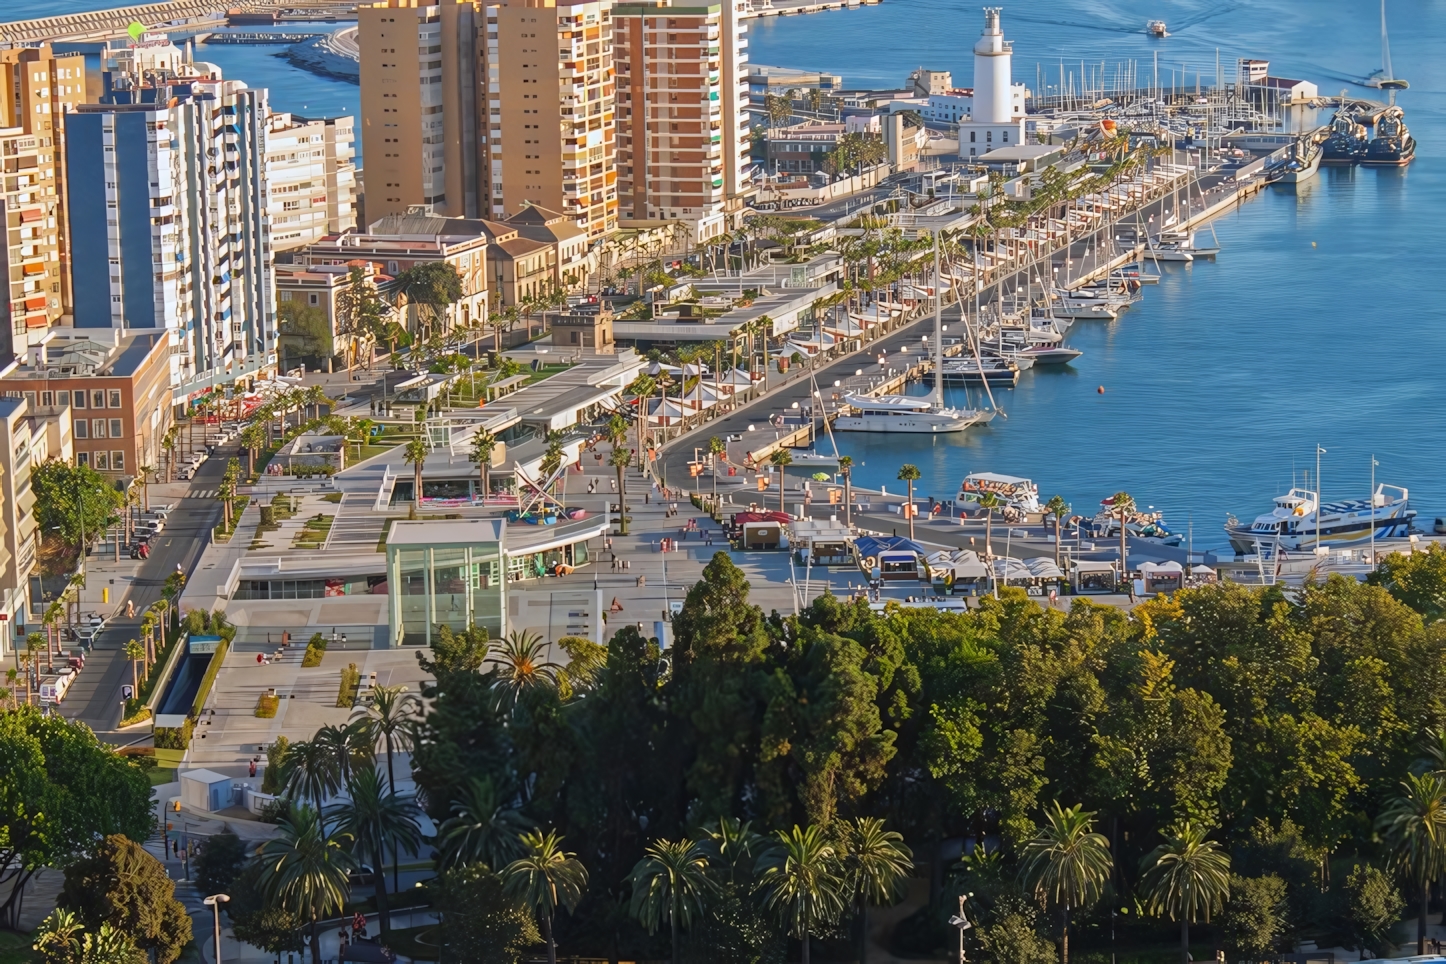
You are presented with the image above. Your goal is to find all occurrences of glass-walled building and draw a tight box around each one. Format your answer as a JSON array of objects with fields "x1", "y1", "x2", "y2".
[{"x1": 386, "y1": 520, "x2": 506, "y2": 647}]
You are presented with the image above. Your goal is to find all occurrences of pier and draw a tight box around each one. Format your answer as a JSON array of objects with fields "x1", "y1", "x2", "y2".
[{"x1": 742, "y1": 0, "x2": 880, "y2": 19}]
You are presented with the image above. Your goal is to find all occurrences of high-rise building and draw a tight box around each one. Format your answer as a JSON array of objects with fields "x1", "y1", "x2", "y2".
[
  {"x1": 0, "y1": 45, "x2": 89, "y2": 343},
  {"x1": 613, "y1": 0, "x2": 749, "y2": 241},
  {"x1": 358, "y1": 0, "x2": 480, "y2": 221},
  {"x1": 360, "y1": 0, "x2": 620, "y2": 239},
  {"x1": 66, "y1": 41, "x2": 276, "y2": 399},
  {"x1": 267, "y1": 112, "x2": 358, "y2": 251},
  {"x1": 480, "y1": 0, "x2": 619, "y2": 239}
]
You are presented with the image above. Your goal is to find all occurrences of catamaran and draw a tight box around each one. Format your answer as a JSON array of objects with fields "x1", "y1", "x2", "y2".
[{"x1": 1225, "y1": 484, "x2": 1416, "y2": 555}]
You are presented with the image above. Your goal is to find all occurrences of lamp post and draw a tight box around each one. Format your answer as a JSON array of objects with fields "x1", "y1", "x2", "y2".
[
  {"x1": 203, "y1": 893, "x2": 230, "y2": 964},
  {"x1": 948, "y1": 893, "x2": 973, "y2": 964}
]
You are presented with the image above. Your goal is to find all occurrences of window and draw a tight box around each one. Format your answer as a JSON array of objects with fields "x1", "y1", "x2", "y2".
[
  {"x1": 109, "y1": 419, "x2": 123, "y2": 438},
  {"x1": 108, "y1": 390, "x2": 122, "y2": 408},
  {"x1": 308, "y1": 293, "x2": 319, "y2": 305},
  {"x1": 76, "y1": 451, "x2": 89, "y2": 466},
  {"x1": 57, "y1": 391, "x2": 69, "y2": 406},
  {"x1": 93, "y1": 451, "x2": 108, "y2": 470},
  {"x1": 92, "y1": 419, "x2": 107, "y2": 439},
  {"x1": 91, "y1": 390, "x2": 104, "y2": 408},
  {"x1": 280, "y1": 291, "x2": 292, "y2": 301},
  {"x1": 970, "y1": 131, "x2": 975, "y2": 143},
  {"x1": 1002, "y1": 129, "x2": 1009, "y2": 143},
  {"x1": 40, "y1": 392, "x2": 53, "y2": 406},
  {"x1": 73, "y1": 420, "x2": 87, "y2": 439},
  {"x1": 72, "y1": 391, "x2": 85, "y2": 409},
  {"x1": 111, "y1": 451, "x2": 125, "y2": 471}
]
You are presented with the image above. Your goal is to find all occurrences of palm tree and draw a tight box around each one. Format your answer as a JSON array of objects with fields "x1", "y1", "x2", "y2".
[
  {"x1": 838, "y1": 456, "x2": 854, "y2": 527},
  {"x1": 1139, "y1": 820, "x2": 1232, "y2": 964},
  {"x1": 976, "y1": 490, "x2": 1001, "y2": 563},
  {"x1": 1038, "y1": 497, "x2": 1068, "y2": 573},
  {"x1": 240, "y1": 422, "x2": 265, "y2": 478},
  {"x1": 697, "y1": 817, "x2": 766, "y2": 888},
  {"x1": 1020, "y1": 803, "x2": 1113, "y2": 964},
  {"x1": 493, "y1": 630, "x2": 561, "y2": 708},
  {"x1": 351, "y1": 684, "x2": 418, "y2": 795},
  {"x1": 897, "y1": 464, "x2": 922, "y2": 540},
  {"x1": 503, "y1": 830, "x2": 589, "y2": 964},
  {"x1": 438, "y1": 775, "x2": 533, "y2": 870},
  {"x1": 628, "y1": 838, "x2": 718, "y2": 964},
  {"x1": 842, "y1": 818, "x2": 913, "y2": 964},
  {"x1": 123, "y1": 639, "x2": 144, "y2": 697},
  {"x1": 280, "y1": 738, "x2": 342, "y2": 818},
  {"x1": 1377, "y1": 772, "x2": 1446, "y2": 954},
  {"x1": 255, "y1": 804, "x2": 356, "y2": 964},
  {"x1": 313, "y1": 721, "x2": 372, "y2": 792},
  {"x1": 403, "y1": 438, "x2": 428, "y2": 515},
  {"x1": 708, "y1": 436, "x2": 727, "y2": 510},
  {"x1": 608, "y1": 445, "x2": 632, "y2": 536},
  {"x1": 327, "y1": 766, "x2": 421, "y2": 942},
  {"x1": 755, "y1": 824, "x2": 847, "y2": 964},
  {"x1": 770, "y1": 449, "x2": 793, "y2": 516},
  {"x1": 627, "y1": 374, "x2": 657, "y2": 469},
  {"x1": 469, "y1": 429, "x2": 497, "y2": 502},
  {"x1": 1110, "y1": 491, "x2": 1136, "y2": 588}
]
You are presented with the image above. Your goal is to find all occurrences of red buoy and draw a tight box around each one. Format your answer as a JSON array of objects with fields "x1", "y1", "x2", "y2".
[{"x1": 1097, "y1": 385, "x2": 1105, "y2": 394}]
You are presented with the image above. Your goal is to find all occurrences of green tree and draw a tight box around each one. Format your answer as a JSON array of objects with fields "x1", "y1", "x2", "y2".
[
  {"x1": 31, "y1": 460, "x2": 122, "y2": 554},
  {"x1": 470, "y1": 429, "x2": 498, "y2": 501},
  {"x1": 396, "y1": 260, "x2": 464, "y2": 340},
  {"x1": 502, "y1": 830, "x2": 589, "y2": 964},
  {"x1": 838, "y1": 455, "x2": 854, "y2": 527},
  {"x1": 122, "y1": 640, "x2": 143, "y2": 697},
  {"x1": 57, "y1": 834, "x2": 192, "y2": 964},
  {"x1": 254, "y1": 804, "x2": 356, "y2": 964},
  {"x1": 193, "y1": 831, "x2": 247, "y2": 898},
  {"x1": 754, "y1": 824, "x2": 846, "y2": 964},
  {"x1": 1044, "y1": 495, "x2": 1071, "y2": 568},
  {"x1": 278, "y1": 738, "x2": 341, "y2": 818},
  {"x1": 626, "y1": 374, "x2": 657, "y2": 469},
  {"x1": 0, "y1": 708, "x2": 153, "y2": 930},
  {"x1": 628, "y1": 838, "x2": 718, "y2": 964},
  {"x1": 1020, "y1": 803, "x2": 1113, "y2": 964},
  {"x1": 1220, "y1": 873, "x2": 1287, "y2": 961},
  {"x1": 1376, "y1": 772, "x2": 1446, "y2": 954},
  {"x1": 977, "y1": 898, "x2": 1058, "y2": 964},
  {"x1": 438, "y1": 776, "x2": 533, "y2": 870},
  {"x1": 770, "y1": 449, "x2": 793, "y2": 516},
  {"x1": 417, "y1": 623, "x2": 492, "y2": 678},
  {"x1": 897, "y1": 464, "x2": 922, "y2": 541},
  {"x1": 225, "y1": 861, "x2": 304, "y2": 960},
  {"x1": 493, "y1": 630, "x2": 561, "y2": 709},
  {"x1": 1341, "y1": 862, "x2": 1403, "y2": 958},
  {"x1": 34, "y1": 908, "x2": 147, "y2": 964},
  {"x1": 277, "y1": 302, "x2": 334, "y2": 370},
  {"x1": 1369, "y1": 544, "x2": 1446, "y2": 622},
  {"x1": 404, "y1": 438, "x2": 429, "y2": 514},
  {"x1": 429, "y1": 864, "x2": 542, "y2": 964},
  {"x1": 327, "y1": 765, "x2": 422, "y2": 941},
  {"x1": 351, "y1": 683, "x2": 418, "y2": 795},
  {"x1": 1139, "y1": 821, "x2": 1232, "y2": 964},
  {"x1": 841, "y1": 817, "x2": 913, "y2": 964},
  {"x1": 334, "y1": 264, "x2": 392, "y2": 369}
]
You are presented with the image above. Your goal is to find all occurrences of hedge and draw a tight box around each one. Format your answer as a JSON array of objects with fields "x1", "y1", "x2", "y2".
[
  {"x1": 154, "y1": 717, "x2": 194, "y2": 750},
  {"x1": 301, "y1": 632, "x2": 327, "y2": 668},
  {"x1": 336, "y1": 663, "x2": 361, "y2": 708}
]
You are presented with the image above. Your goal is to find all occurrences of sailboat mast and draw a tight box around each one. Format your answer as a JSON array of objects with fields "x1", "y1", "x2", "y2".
[
  {"x1": 1381, "y1": 0, "x2": 1394, "y2": 81},
  {"x1": 933, "y1": 234, "x2": 944, "y2": 409}
]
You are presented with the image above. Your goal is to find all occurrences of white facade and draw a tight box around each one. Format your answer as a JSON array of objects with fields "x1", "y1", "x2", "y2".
[{"x1": 266, "y1": 113, "x2": 357, "y2": 251}]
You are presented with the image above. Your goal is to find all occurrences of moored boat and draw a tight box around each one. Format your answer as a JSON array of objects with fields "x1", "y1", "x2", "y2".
[
  {"x1": 1362, "y1": 107, "x2": 1416, "y2": 166},
  {"x1": 833, "y1": 393, "x2": 990, "y2": 434},
  {"x1": 1225, "y1": 483, "x2": 1416, "y2": 555}
]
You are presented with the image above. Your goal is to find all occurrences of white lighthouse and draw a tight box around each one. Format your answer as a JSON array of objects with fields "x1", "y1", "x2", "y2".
[
  {"x1": 958, "y1": 7, "x2": 1028, "y2": 159},
  {"x1": 971, "y1": 7, "x2": 1013, "y2": 124}
]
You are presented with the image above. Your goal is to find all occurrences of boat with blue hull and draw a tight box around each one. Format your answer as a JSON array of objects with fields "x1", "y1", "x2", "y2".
[{"x1": 1226, "y1": 484, "x2": 1416, "y2": 555}]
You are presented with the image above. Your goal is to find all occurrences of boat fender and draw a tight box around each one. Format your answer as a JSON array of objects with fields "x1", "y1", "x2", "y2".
[{"x1": 864, "y1": 556, "x2": 877, "y2": 570}]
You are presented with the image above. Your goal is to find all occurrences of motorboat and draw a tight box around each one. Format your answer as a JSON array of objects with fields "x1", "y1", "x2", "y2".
[
  {"x1": 1363, "y1": 106, "x2": 1416, "y2": 166},
  {"x1": 1224, "y1": 483, "x2": 1416, "y2": 555},
  {"x1": 940, "y1": 357, "x2": 1020, "y2": 386},
  {"x1": 833, "y1": 392, "x2": 991, "y2": 434},
  {"x1": 1091, "y1": 498, "x2": 1181, "y2": 545},
  {"x1": 1019, "y1": 344, "x2": 1082, "y2": 365},
  {"x1": 1149, "y1": 229, "x2": 1218, "y2": 260},
  {"x1": 1147, "y1": 20, "x2": 1168, "y2": 37},
  {"x1": 959, "y1": 472, "x2": 1041, "y2": 514},
  {"x1": 1322, "y1": 97, "x2": 1369, "y2": 164},
  {"x1": 1272, "y1": 137, "x2": 1322, "y2": 184}
]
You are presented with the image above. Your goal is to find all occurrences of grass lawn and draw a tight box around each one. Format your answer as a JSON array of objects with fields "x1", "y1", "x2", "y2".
[
  {"x1": 378, "y1": 925, "x2": 438, "y2": 962},
  {"x1": 0, "y1": 928, "x2": 37, "y2": 964}
]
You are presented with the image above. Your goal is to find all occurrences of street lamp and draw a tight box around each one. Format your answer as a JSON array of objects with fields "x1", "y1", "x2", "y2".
[
  {"x1": 203, "y1": 894, "x2": 230, "y2": 964},
  {"x1": 948, "y1": 893, "x2": 973, "y2": 964}
]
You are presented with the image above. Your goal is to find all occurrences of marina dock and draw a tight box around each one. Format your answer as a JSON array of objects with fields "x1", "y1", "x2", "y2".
[{"x1": 742, "y1": 0, "x2": 880, "y2": 18}]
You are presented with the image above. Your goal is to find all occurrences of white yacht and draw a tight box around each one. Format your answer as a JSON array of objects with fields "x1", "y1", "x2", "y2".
[
  {"x1": 833, "y1": 393, "x2": 992, "y2": 434},
  {"x1": 1225, "y1": 483, "x2": 1416, "y2": 555}
]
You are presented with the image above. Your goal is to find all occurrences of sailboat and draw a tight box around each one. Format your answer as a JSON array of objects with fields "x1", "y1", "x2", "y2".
[{"x1": 1363, "y1": 0, "x2": 1408, "y2": 90}]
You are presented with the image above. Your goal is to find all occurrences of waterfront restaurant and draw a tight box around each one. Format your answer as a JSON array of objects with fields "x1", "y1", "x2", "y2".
[{"x1": 386, "y1": 519, "x2": 506, "y2": 647}]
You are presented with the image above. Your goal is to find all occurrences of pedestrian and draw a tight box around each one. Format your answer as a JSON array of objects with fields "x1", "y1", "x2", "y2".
[
  {"x1": 611, "y1": 479, "x2": 618, "y2": 491},
  {"x1": 249, "y1": 758, "x2": 257, "y2": 778},
  {"x1": 256, "y1": 652, "x2": 264, "y2": 665}
]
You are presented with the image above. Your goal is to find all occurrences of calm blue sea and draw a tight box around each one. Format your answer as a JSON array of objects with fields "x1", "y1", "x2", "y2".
[{"x1": 6, "y1": 0, "x2": 1444, "y2": 550}]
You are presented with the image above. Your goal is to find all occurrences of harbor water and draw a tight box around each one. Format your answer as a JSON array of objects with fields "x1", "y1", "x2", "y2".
[{"x1": 7, "y1": 0, "x2": 1446, "y2": 550}]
